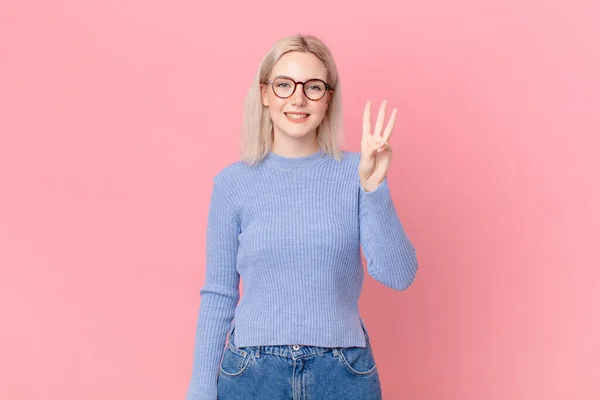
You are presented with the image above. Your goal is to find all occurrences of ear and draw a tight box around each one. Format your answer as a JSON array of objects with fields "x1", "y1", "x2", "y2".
[
  {"x1": 261, "y1": 83, "x2": 269, "y2": 107},
  {"x1": 326, "y1": 90, "x2": 334, "y2": 105}
]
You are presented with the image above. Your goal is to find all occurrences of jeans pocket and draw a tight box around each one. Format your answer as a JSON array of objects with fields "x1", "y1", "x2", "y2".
[
  {"x1": 338, "y1": 343, "x2": 378, "y2": 376},
  {"x1": 219, "y1": 343, "x2": 252, "y2": 377},
  {"x1": 338, "y1": 321, "x2": 378, "y2": 376}
]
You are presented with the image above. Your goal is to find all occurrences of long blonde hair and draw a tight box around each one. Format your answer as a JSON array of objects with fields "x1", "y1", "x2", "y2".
[{"x1": 240, "y1": 34, "x2": 344, "y2": 165}]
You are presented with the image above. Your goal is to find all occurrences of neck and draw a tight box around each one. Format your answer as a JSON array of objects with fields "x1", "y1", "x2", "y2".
[{"x1": 271, "y1": 130, "x2": 319, "y2": 158}]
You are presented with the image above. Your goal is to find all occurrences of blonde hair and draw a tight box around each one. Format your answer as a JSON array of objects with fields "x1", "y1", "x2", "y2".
[{"x1": 240, "y1": 34, "x2": 344, "y2": 165}]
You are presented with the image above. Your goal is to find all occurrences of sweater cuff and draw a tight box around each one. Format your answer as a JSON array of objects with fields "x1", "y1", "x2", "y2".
[{"x1": 359, "y1": 178, "x2": 391, "y2": 207}]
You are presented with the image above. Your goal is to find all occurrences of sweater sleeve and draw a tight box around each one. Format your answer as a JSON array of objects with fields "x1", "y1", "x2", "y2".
[
  {"x1": 359, "y1": 177, "x2": 418, "y2": 290},
  {"x1": 186, "y1": 182, "x2": 240, "y2": 400}
]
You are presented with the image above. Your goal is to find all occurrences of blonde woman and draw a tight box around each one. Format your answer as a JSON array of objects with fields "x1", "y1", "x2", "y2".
[{"x1": 186, "y1": 34, "x2": 418, "y2": 400}]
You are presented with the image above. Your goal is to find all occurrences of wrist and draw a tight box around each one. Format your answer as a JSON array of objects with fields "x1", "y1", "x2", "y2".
[{"x1": 360, "y1": 180, "x2": 378, "y2": 193}]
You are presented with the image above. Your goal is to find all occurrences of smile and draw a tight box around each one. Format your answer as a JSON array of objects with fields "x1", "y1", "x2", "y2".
[{"x1": 284, "y1": 112, "x2": 310, "y2": 119}]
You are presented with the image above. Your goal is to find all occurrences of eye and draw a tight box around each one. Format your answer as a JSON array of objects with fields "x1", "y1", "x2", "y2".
[{"x1": 308, "y1": 85, "x2": 323, "y2": 91}]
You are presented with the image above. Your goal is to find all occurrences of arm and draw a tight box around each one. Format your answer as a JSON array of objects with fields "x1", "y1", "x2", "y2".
[
  {"x1": 359, "y1": 177, "x2": 418, "y2": 290},
  {"x1": 186, "y1": 183, "x2": 240, "y2": 400}
]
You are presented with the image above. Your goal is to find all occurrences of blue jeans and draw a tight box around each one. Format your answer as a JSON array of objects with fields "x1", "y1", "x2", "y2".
[{"x1": 217, "y1": 322, "x2": 383, "y2": 399}]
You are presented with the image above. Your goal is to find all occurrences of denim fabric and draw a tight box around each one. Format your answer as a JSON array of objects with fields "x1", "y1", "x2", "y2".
[{"x1": 217, "y1": 322, "x2": 383, "y2": 400}]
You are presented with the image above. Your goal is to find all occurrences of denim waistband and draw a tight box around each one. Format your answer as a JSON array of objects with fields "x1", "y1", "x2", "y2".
[{"x1": 227, "y1": 320, "x2": 371, "y2": 359}]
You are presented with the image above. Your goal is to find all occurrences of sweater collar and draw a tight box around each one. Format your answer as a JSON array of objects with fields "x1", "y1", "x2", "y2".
[{"x1": 262, "y1": 149, "x2": 328, "y2": 170}]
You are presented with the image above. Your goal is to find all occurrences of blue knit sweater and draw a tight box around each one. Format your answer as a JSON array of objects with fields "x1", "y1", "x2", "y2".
[{"x1": 186, "y1": 149, "x2": 418, "y2": 400}]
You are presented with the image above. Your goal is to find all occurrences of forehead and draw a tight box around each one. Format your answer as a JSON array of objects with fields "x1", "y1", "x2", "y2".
[{"x1": 270, "y1": 51, "x2": 328, "y2": 81}]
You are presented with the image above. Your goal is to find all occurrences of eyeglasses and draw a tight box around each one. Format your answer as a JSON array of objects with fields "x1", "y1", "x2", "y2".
[{"x1": 264, "y1": 77, "x2": 331, "y2": 101}]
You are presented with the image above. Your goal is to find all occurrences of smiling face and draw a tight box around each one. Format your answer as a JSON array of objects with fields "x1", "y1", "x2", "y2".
[{"x1": 261, "y1": 51, "x2": 333, "y2": 149}]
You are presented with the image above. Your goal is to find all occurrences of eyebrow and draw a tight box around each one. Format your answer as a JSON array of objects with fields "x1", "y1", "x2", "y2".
[{"x1": 272, "y1": 74, "x2": 327, "y2": 82}]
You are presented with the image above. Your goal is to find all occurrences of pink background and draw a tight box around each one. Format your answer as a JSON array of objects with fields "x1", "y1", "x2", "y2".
[{"x1": 1, "y1": 0, "x2": 599, "y2": 399}]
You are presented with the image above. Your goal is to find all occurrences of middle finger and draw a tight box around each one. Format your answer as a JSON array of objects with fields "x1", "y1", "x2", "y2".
[{"x1": 373, "y1": 100, "x2": 387, "y2": 138}]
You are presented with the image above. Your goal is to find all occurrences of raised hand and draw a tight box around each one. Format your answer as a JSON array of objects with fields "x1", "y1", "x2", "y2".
[{"x1": 358, "y1": 100, "x2": 398, "y2": 192}]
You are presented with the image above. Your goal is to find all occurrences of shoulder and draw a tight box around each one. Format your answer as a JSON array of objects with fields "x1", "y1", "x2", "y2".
[
  {"x1": 332, "y1": 150, "x2": 361, "y2": 172},
  {"x1": 318, "y1": 150, "x2": 361, "y2": 187},
  {"x1": 210, "y1": 159, "x2": 263, "y2": 202},
  {"x1": 339, "y1": 150, "x2": 361, "y2": 164},
  {"x1": 213, "y1": 160, "x2": 250, "y2": 184}
]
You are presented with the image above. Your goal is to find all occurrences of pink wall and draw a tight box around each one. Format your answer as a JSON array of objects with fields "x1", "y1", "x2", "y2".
[{"x1": 1, "y1": 0, "x2": 598, "y2": 399}]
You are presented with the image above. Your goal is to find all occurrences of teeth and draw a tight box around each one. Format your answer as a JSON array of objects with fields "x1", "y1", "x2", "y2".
[{"x1": 286, "y1": 113, "x2": 309, "y2": 119}]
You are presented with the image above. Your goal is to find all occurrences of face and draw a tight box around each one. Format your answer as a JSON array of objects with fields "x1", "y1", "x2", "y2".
[{"x1": 261, "y1": 51, "x2": 333, "y2": 143}]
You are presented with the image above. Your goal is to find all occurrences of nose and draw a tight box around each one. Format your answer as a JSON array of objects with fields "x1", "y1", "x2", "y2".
[{"x1": 290, "y1": 82, "x2": 307, "y2": 105}]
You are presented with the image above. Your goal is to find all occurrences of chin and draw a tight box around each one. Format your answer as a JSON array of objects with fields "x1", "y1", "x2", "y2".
[
  {"x1": 273, "y1": 122, "x2": 315, "y2": 138},
  {"x1": 283, "y1": 129, "x2": 315, "y2": 139}
]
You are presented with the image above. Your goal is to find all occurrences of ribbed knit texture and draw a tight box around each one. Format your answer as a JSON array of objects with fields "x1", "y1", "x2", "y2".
[{"x1": 186, "y1": 150, "x2": 418, "y2": 400}]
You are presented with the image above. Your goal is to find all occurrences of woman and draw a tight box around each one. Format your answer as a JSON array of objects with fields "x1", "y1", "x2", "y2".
[{"x1": 186, "y1": 34, "x2": 418, "y2": 400}]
